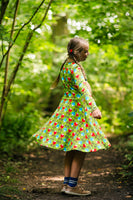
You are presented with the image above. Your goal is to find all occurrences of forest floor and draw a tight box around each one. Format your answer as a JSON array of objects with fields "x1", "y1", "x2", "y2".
[{"x1": 0, "y1": 135, "x2": 133, "y2": 200}]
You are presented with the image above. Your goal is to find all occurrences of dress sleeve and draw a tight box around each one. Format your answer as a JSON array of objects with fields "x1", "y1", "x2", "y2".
[{"x1": 71, "y1": 64, "x2": 97, "y2": 112}]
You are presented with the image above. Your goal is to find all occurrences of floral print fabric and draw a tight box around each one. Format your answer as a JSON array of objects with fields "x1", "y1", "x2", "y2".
[{"x1": 33, "y1": 62, "x2": 111, "y2": 152}]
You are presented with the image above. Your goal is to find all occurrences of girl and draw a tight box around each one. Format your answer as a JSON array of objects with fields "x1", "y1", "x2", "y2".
[{"x1": 33, "y1": 37, "x2": 111, "y2": 196}]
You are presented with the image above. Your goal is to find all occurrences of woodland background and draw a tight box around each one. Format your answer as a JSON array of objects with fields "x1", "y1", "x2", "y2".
[{"x1": 0, "y1": 0, "x2": 133, "y2": 172}]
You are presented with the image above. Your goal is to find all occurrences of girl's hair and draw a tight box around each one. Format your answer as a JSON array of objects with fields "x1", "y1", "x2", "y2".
[{"x1": 51, "y1": 37, "x2": 88, "y2": 89}]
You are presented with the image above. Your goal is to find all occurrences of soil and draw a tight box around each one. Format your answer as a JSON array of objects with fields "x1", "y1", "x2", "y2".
[{"x1": 0, "y1": 135, "x2": 133, "y2": 200}]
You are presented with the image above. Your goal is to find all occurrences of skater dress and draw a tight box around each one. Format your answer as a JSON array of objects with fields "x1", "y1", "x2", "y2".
[{"x1": 33, "y1": 62, "x2": 111, "y2": 152}]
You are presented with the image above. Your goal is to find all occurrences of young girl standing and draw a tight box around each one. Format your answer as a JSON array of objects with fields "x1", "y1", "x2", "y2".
[{"x1": 33, "y1": 37, "x2": 111, "y2": 196}]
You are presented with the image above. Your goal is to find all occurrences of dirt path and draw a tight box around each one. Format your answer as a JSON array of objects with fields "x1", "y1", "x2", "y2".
[{"x1": 0, "y1": 136, "x2": 133, "y2": 200}]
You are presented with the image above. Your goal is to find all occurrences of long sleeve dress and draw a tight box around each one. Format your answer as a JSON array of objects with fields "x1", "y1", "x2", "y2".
[{"x1": 33, "y1": 62, "x2": 111, "y2": 152}]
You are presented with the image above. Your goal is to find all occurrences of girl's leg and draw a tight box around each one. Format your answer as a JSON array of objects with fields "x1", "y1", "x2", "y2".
[
  {"x1": 70, "y1": 150, "x2": 86, "y2": 178},
  {"x1": 64, "y1": 150, "x2": 75, "y2": 177},
  {"x1": 63, "y1": 151, "x2": 91, "y2": 195},
  {"x1": 61, "y1": 150, "x2": 75, "y2": 191},
  {"x1": 64, "y1": 150, "x2": 86, "y2": 178}
]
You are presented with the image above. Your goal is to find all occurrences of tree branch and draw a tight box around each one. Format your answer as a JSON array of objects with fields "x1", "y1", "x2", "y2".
[
  {"x1": 0, "y1": 0, "x2": 46, "y2": 68},
  {"x1": 4, "y1": 0, "x2": 20, "y2": 88},
  {"x1": 12, "y1": 0, "x2": 46, "y2": 43},
  {"x1": 0, "y1": 0, "x2": 20, "y2": 124},
  {"x1": 34, "y1": 0, "x2": 53, "y2": 31},
  {"x1": 6, "y1": 31, "x2": 33, "y2": 97},
  {"x1": 0, "y1": 0, "x2": 10, "y2": 25},
  {"x1": 6, "y1": 0, "x2": 53, "y2": 94},
  {"x1": 1, "y1": 33, "x2": 4, "y2": 55},
  {"x1": 0, "y1": 0, "x2": 53, "y2": 128},
  {"x1": 0, "y1": 0, "x2": 10, "y2": 56}
]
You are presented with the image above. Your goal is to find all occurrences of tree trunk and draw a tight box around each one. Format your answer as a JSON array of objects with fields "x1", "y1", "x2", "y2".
[
  {"x1": 0, "y1": 0, "x2": 20, "y2": 127},
  {"x1": 0, "y1": 0, "x2": 53, "y2": 130},
  {"x1": 46, "y1": 15, "x2": 69, "y2": 113},
  {"x1": 0, "y1": 0, "x2": 10, "y2": 25}
]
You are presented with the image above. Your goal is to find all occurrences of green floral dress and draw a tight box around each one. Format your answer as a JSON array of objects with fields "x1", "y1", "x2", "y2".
[{"x1": 33, "y1": 62, "x2": 111, "y2": 152}]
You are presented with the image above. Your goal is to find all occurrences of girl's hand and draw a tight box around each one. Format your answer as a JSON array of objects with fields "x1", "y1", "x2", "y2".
[{"x1": 92, "y1": 108, "x2": 102, "y2": 119}]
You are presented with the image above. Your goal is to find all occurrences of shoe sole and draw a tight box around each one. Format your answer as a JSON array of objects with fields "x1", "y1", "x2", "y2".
[
  {"x1": 61, "y1": 185, "x2": 67, "y2": 194},
  {"x1": 61, "y1": 190, "x2": 66, "y2": 193},
  {"x1": 65, "y1": 190, "x2": 91, "y2": 196}
]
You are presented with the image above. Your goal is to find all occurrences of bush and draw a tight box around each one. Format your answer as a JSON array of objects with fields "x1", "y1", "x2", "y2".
[{"x1": 0, "y1": 110, "x2": 45, "y2": 156}]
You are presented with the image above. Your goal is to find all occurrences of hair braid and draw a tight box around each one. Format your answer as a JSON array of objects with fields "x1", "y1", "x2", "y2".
[
  {"x1": 72, "y1": 54, "x2": 87, "y2": 80},
  {"x1": 50, "y1": 58, "x2": 67, "y2": 89}
]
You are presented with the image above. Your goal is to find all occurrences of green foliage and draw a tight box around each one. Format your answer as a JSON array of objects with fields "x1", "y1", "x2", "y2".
[
  {"x1": 0, "y1": 186, "x2": 22, "y2": 200},
  {"x1": 0, "y1": 0, "x2": 133, "y2": 157},
  {"x1": 114, "y1": 134, "x2": 133, "y2": 180},
  {"x1": 0, "y1": 110, "x2": 44, "y2": 155}
]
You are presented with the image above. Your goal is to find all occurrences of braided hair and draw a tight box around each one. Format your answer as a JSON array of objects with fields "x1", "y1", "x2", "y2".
[
  {"x1": 51, "y1": 37, "x2": 88, "y2": 89},
  {"x1": 67, "y1": 37, "x2": 88, "y2": 80}
]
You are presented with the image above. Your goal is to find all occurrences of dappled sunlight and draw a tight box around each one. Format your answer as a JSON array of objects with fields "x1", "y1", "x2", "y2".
[
  {"x1": 86, "y1": 155, "x2": 102, "y2": 161},
  {"x1": 86, "y1": 171, "x2": 111, "y2": 177},
  {"x1": 43, "y1": 175, "x2": 64, "y2": 181},
  {"x1": 125, "y1": 196, "x2": 133, "y2": 199}
]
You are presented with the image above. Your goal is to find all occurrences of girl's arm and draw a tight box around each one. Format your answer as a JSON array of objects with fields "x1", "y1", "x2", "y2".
[
  {"x1": 86, "y1": 81, "x2": 92, "y2": 95},
  {"x1": 71, "y1": 64, "x2": 97, "y2": 112}
]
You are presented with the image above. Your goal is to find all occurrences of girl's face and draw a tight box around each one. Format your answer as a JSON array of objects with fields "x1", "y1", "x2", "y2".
[{"x1": 76, "y1": 43, "x2": 89, "y2": 62}]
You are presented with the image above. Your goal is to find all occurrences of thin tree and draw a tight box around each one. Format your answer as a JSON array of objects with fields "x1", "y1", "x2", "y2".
[
  {"x1": 0, "y1": 0, "x2": 10, "y2": 25},
  {"x1": 0, "y1": 0, "x2": 53, "y2": 129}
]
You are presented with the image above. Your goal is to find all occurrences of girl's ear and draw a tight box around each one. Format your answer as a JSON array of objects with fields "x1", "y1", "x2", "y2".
[
  {"x1": 74, "y1": 49, "x2": 79, "y2": 56},
  {"x1": 74, "y1": 50, "x2": 80, "y2": 61},
  {"x1": 73, "y1": 49, "x2": 76, "y2": 55}
]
